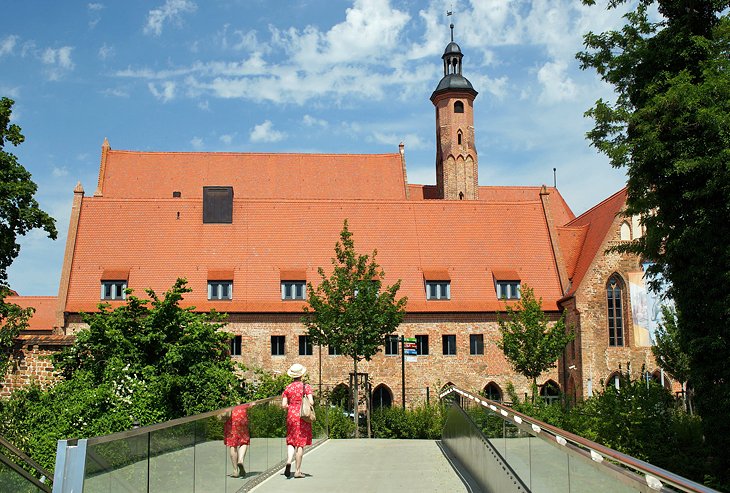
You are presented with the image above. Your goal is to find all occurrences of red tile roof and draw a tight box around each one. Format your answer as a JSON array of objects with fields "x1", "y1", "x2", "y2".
[
  {"x1": 562, "y1": 188, "x2": 628, "y2": 297},
  {"x1": 4, "y1": 296, "x2": 57, "y2": 331},
  {"x1": 64, "y1": 195, "x2": 566, "y2": 313},
  {"x1": 98, "y1": 150, "x2": 408, "y2": 200}
]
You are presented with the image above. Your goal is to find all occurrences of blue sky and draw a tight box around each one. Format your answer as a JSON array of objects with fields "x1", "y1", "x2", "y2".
[{"x1": 2, "y1": 0, "x2": 635, "y2": 296}]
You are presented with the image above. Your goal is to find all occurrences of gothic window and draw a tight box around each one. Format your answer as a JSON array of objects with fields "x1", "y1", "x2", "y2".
[
  {"x1": 540, "y1": 380, "x2": 560, "y2": 404},
  {"x1": 457, "y1": 130, "x2": 463, "y2": 145},
  {"x1": 620, "y1": 221, "x2": 631, "y2": 240},
  {"x1": 483, "y1": 382, "x2": 502, "y2": 401},
  {"x1": 607, "y1": 275, "x2": 625, "y2": 346},
  {"x1": 372, "y1": 384, "x2": 393, "y2": 409},
  {"x1": 454, "y1": 100, "x2": 464, "y2": 113}
]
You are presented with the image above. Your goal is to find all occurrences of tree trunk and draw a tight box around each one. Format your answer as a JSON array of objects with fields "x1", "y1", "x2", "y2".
[
  {"x1": 353, "y1": 358, "x2": 359, "y2": 438},
  {"x1": 531, "y1": 377, "x2": 538, "y2": 404}
]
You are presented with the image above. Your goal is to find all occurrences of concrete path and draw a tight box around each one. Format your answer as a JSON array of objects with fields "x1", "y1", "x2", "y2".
[{"x1": 250, "y1": 439, "x2": 479, "y2": 493}]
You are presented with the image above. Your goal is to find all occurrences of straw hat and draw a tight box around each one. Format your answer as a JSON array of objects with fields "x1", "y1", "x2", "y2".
[{"x1": 287, "y1": 363, "x2": 307, "y2": 378}]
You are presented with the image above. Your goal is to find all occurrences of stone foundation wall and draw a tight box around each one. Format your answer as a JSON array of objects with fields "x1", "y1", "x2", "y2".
[{"x1": 1, "y1": 345, "x2": 63, "y2": 398}]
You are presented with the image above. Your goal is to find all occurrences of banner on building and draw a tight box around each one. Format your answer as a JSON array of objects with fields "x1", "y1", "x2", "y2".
[{"x1": 629, "y1": 262, "x2": 671, "y2": 346}]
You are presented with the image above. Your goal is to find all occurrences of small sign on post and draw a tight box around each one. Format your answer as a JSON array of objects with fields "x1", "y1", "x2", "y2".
[{"x1": 403, "y1": 337, "x2": 417, "y2": 362}]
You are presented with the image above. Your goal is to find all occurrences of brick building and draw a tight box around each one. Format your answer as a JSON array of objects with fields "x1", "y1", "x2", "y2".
[{"x1": 2, "y1": 35, "x2": 670, "y2": 405}]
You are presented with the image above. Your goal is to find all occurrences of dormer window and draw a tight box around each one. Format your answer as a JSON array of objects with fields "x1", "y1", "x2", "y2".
[
  {"x1": 454, "y1": 101, "x2": 464, "y2": 113},
  {"x1": 493, "y1": 270, "x2": 521, "y2": 300},
  {"x1": 208, "y1": 281, "x2": 232, "y2": 300},
  {"x1": 101, "y1": 281, "x2": 126, "y2": 300},
  {"x1": 426, "y1": 281, "x2": 450, "y2": 300}
]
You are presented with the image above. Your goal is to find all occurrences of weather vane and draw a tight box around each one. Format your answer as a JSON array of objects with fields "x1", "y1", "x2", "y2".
[{"x1": 447, "y1": 5, "x2": 454, "y2": 42}]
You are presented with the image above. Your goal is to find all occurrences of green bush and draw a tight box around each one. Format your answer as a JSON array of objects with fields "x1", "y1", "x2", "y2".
[
  {"x1": 371, "y1": 404, "x2": 445, "y2": 439},
  {"x1": 248, "y1": 403, "x2": 286, "y2": 438},
  {"x1": 320, "y1": 406, "x2": 356, "y2": 439}
]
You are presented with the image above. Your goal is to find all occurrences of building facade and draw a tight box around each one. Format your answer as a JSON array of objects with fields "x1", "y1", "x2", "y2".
[{"x1": 2, "y1": 35, "x2": 672, "y2": 404}]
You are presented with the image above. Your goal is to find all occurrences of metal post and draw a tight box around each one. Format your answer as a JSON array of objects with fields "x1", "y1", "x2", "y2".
[
  {"x1": 426, "y1": 386, "x2": 430, "y2": 405},
  {"x1": 401, "y1": 335, "x2": 406, "y2": 410}
]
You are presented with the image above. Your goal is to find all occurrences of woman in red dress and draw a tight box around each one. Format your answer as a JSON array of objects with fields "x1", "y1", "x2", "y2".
[
  {"x1": 223, "y1": 403, "x2": 250, "y2": 477},
  {"x1": 281, "y1": 363, "x2": 313, "y2": 479}
]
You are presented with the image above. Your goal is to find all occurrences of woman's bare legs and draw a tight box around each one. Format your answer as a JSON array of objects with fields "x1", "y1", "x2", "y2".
[
  {"x1": 228, "y1": 446, "x2": 239, "y2": 476},
  {"x1": 284, "y1": 444, "x2": 295, "y2": 477},
  {"x1": 237, "y1": 444, "x2": 248, "y2": 476},
  {"x1": 294, "y1": 446, "x2": 304, "y2": 477}
]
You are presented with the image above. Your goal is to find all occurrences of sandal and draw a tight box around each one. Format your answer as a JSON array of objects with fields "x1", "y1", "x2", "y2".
[
  {"x1": 238, "y1": 463, "x2": 245, "y2": 477},
  {"x1": 284, "y1": 463, "x2": 291, "y2": 478},
  {"x1": 294, "y1": 473, "x2": 305, "y2": 478}
]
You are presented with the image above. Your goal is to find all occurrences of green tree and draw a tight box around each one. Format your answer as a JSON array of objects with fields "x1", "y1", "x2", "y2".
[
  {"x1": 53, "y1": 279, "x2": 241, "y2": 419},
  {"x1": 497, "y1": 285, "x2": 573, "y2": 403},
  {"x1": 0, "y1": 97, "x2": 57, "y2": 287},
  {"x1": 0, "y1": 289, "x2": 33, "y2": 379},
  {"x1": 652, "y1": 305, "x2": 692, "y2": 410},
  {"x1": 303, "y1": 220, "x2": 407, "y2": 436},
  {"x1": 578, "y1": 1, "x2": 730, "y2": 483}
]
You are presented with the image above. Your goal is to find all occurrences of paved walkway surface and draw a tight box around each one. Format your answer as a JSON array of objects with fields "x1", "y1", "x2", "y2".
[{"x1": 250, "y1": 439, "x2": 479, "y2": 493}]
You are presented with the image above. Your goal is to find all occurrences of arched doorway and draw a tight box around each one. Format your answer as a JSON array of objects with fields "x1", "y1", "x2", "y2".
[
  {"x1": 372, "y1": 384, "x2": 393, "y2": 409},
  {"x1": 606, "y1": 372, "x2": 621, "y2": 390},
  {"x1": 651, "y1": 370, "x2": 672, "y2": 390},
  {"x1": 483, "y1": 382, "x2": 502, "y2": 402},
  {"x1": 540, "y1": 380, "x2": 560, "y2": 405}
]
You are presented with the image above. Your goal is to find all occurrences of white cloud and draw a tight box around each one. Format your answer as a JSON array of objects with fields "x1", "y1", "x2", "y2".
[
  {"x1": 52, "y1": 166, "x2": 69, "y2": 177},
  {"x1": 148, "y1": 81, "x2": 176, "y2": 102},
  {"x1": 537, "y1": 60, "x2": 577, "y2": 104},
  {"x1": 0, "y1": 86, "x2": 20, "y2": 98},
  {"x1": 371, "y1": 131, "x2": 428, "y2": 151},
  {"x1": 0, "y1": 35, "x2": 18, "y2": 56},
  {"x1": 98, "y1": 43, "x2": 114, "y2": 60},
  {"x1": 197, "y1": 100, "x2": 209, "y2": 111},
  {"x1": 190, "y1": 136, "x2": 204, "y2": 149},
  {"x1": 88, "y1": 3, "x2": 104, "y2": 11},
  {"x1": 250, "y1": 120, "x2": 286, "y2": 143},
  {"x1": 302, "y1": 114, "x2": 328, "y2": 128},
  {"x1": 219, "y1": 134, "x2": 233, "y2": 144},
  {"x1": 144, "y1": 0, "x2": 197, "y2": 37},
  {"x1": 100, "y1": 87, "x2": 129, "y2": 98},
  {"x1": 88, "y1": 3, "x2": 104, "y2": 28},
  {"x1": 41, "y1": 46, "x2": 75, "y2": 80}
]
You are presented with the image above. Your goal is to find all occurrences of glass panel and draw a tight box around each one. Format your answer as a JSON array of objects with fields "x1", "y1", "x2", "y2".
[
  {"x1": 529, "y1": 434, "x2": 569, "y2": 493},
  {"x1": 84, "y1": 433, "x2": 149, "y2": 493},
  {"x1": 567, "y1": 452, "x2": 637, "y2": 493},
  {"x1": 0, "y1": 459, "x2": 44, "y2": 493},
  {"x1": 503, "y1": 421, "x2": 531, "y2": 489},
  {"x1": 148, "y1": 421, "x2": 196, "y2": 493}
]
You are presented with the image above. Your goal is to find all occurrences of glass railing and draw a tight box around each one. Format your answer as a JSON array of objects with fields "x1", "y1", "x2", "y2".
[
  {"x1": 54, "y1": 396, "x2": 329, "y2": 493},
  {"x1": 0, "y1": 435, "x2": 53, "y2": 493},
  {"x1": 441, "y1": 386, "x2": 718, "y2": 493}
]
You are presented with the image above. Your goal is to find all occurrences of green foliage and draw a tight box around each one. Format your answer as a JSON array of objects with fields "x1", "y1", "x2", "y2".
[
  {"x1": 578, "y1": 3, "x2": 730, "y2": 483},
  {"x1": 247, "y1": 403, "x2": 287, "y2": 438},
  {"x1": 319, "y1": 406, "x2": 356, "y2": 439},
  {"x1": 303, "y1": 220, "x2": 407, "y2": 364},
  {"x1": 239, "y1": 365, "x2": 292, "y2": 401},
  {"x1": 652, "y1": 305, "x2": 691, "y2": 385},
  {"x1": 370, "y1": 404, "x2": 445, "y2": 439},
  {"x1": 303, "y1": 219, "x2": 407, "y2": 435},
  {"x1": 0, "y1": 279, "x2": 246, "y2": 472},
  {"x1": 0, "y1": 97, "x2": 57, "y2": 287},
  {"x1": 52, "y1": 279, "x2": 240, "y2": 420},
  {"x1": 0, "y1": 288, "x2": 33, "y2": 378},
  {"x1": 497, "y1": 285, "x2": 573, "y2": 402}
]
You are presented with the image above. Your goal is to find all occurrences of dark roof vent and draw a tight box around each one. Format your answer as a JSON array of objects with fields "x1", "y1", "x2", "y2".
[{"x1": 173, "y1": 191, "x2": 182, "y2": 198}]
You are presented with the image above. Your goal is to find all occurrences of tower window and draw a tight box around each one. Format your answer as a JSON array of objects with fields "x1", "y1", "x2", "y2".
[
  {"x1": 454, "y1": 101, "x2": 464, "y2": 113},
  {"x1": 457, "y1": 130, "x2": 462, "y2": 145}
]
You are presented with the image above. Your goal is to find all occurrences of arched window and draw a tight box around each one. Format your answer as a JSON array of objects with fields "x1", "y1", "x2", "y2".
[
  {"x1": 607, "y1": 275, "x2": 625, "y2": 346},
  {"x1": 457, "y1": 129, "x2": 463, "y2": 145},
  {"x1": 483, "y1": 382, "x2": 502, "y2": 402},
  {"x1": 454, "y1": 101, "x2": 464, "y2": 113},
  {"x1": 330, "y1": 383, "x2": 350, "y2": 408},
  {"x1": 372, "y1": 384, "x2": 393, "y2": 409},
  {"x1": 606, "y1": 372, "x2": 621, "y2": 390},
  {"x1": 651, "y1": 370, "x2": 672, "y2": 390},
  {"x1": 540, "y1": 380, "x2": 560, "y2": 405},
  {"x1": 620, "y1": 221, "x2": 631, "y2": 240}
]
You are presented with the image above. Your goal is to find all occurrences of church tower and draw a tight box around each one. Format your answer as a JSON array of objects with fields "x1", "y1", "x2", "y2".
[{"x1": 430, "y1": 25, "x2": 479, "y2": 200}]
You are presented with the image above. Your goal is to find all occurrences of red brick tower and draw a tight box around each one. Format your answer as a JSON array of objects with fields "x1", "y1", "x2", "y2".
[{"x1": 431, "y1": 25, "x2": 479, "y2": 200}]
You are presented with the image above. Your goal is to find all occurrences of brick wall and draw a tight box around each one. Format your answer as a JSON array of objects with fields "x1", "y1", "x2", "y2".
[{"x1": 1, "y1": 344, "x2": 63, "y2": 398}]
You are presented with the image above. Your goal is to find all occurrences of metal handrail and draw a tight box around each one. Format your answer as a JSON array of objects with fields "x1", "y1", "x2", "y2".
[
  {"x1": 0, "y1": 434, "x2": 53, "y2": 481},
  {"x1": 68, "y1": 395, "x2": 280, "y2": 447},
  {"x1": 0, "y1": 450, "x2": 51, "y2": 492},
  {"x1": 441, "y1": 386, "x2": 718, "y2": 493}
]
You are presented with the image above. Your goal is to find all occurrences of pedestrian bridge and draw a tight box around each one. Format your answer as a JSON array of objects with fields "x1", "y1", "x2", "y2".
[{"x1": 4, "y1": 386, "x2": 717, "y2": 493}]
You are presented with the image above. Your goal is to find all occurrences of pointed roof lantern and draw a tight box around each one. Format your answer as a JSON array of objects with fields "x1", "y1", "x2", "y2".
[{"x1": 431, "y1": 22, "x2": 477, "y2": 102}]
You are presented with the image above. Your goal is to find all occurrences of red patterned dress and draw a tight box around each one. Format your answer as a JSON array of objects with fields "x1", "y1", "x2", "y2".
[
  {"x1": 223, "y1": 404, "x2": 250, "y2": 447},
  {"x1": 283, "y1": 381, "x2": 313, "y2": 447}
]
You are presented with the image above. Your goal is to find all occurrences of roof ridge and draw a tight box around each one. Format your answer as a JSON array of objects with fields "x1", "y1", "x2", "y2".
[
  {"x1": 566, "y1": 186, "x2": 627, "y2": 226},
  {"x1": 108, "y1": 149, "x2": 402, "y2": 158}
]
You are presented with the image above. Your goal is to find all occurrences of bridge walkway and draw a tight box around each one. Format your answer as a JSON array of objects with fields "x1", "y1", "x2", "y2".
[{"x1": 250, "y1": 439, "x2": 478, "y2": 493}]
